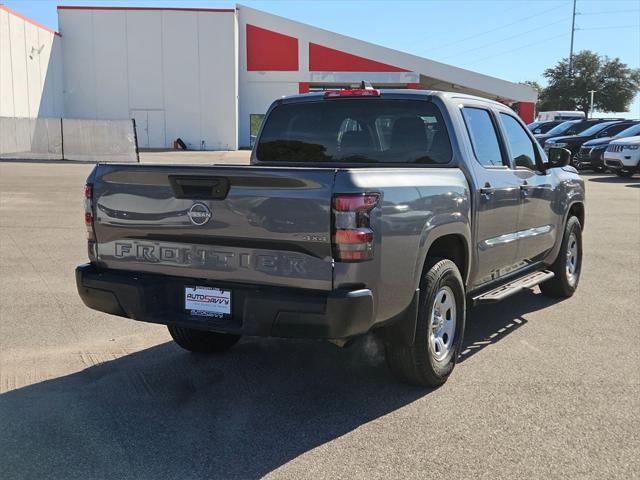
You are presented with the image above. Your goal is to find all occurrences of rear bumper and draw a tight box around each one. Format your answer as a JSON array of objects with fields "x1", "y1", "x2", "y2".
[{"x1": 75, "y1": 263, "x2": 375, "y2": 340}]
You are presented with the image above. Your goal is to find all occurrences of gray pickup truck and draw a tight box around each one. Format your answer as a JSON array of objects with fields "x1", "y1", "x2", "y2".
[{"x1": 76, "y1": 88, "x2": 585, "y2": 387}]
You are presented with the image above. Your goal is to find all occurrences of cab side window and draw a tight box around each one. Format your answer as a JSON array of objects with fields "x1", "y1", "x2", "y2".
[
  {"x1": 605, "y1": 123, "x2": 632, "y2": 137},
  {"x1": 462, "y1": 107, "x2": 504, "y2": 167},
  {"x1": 499, "y1": 113, "x2": 538, "y2": 170}
]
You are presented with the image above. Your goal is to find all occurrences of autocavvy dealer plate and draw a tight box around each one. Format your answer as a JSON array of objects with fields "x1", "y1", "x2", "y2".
[{"x1": 184, "y1": 286, "x2": 231, "y2": 318}]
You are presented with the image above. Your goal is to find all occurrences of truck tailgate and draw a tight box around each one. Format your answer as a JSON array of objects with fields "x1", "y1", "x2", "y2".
[{"x1": 91, "y1": 164, "x2": 335, "y2": 290}]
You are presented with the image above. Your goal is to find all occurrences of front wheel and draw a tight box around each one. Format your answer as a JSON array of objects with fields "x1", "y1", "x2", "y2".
[
  {"x1": 385, "y1": 258, "x2": 466, "y2": 387},
  {"x1": 570, "y1": 153, "x2": 581, "y2": 169},
  {"x1": 540, "y1": 216, "x2": 582, "y2": 298},
  {"x1": 168, "y1": 325, "x2": 240, "y2": 353},
  {"x1": 616, "y1": 170, "x2": 634, "y2": 178}
]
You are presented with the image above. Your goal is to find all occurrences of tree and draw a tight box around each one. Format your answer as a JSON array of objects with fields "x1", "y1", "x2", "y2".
[{"x1": 537, "y1": 50, "x2": 640, "y2": 114}]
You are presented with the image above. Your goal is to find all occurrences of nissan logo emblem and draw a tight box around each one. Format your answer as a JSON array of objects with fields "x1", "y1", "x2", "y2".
[{"x1": 187, "y1": 203, "x2": 212, "y2": 226}]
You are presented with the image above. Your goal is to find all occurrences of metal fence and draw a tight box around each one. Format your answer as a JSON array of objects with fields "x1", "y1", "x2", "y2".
[{"x1": 0, "y1": 117, "x2": 139, "y2": 162}]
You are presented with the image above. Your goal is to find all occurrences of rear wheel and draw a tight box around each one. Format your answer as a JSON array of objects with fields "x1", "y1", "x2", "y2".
[
  {"x1": 540, "y1": 216, "x2": 582, "y2": 298},
  {"x1": 168, "y1": 325, "x2": 240, "y2": 353},
  {"x1": 385, "y1": 258, "x2": 466, "y2": 387}
]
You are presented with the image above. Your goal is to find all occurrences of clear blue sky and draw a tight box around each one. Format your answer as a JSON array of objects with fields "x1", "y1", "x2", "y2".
[{"x1": 5, "y1": 0, "x2": 640, "y2": 116}]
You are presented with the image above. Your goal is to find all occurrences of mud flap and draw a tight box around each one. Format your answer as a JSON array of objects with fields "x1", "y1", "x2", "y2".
[{"x1": 377, "y1": 289, "x2": 419, "y2": 347}]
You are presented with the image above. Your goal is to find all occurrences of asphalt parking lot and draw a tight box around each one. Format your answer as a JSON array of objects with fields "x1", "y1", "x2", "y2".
[{"x1": 0, "y1": 155, "x2": 638, "y2": 479}]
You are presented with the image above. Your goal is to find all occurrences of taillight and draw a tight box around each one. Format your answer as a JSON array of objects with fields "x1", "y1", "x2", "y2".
[
  {"x1": 332, "y1": 194, "x2": 378, "y2": 262},
  {"x1": 84, "y1": 184, "x2": 93, "y2": 230},
  {"x1": 324, "y1": 88, "x2": 380, "y2": 98},
  {"x1": 84, "y1": 184, "x2": 97, "y2": 261}
]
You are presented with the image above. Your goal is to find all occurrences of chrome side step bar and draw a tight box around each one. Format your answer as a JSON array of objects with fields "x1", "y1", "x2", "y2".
[{"x1": 472, "y1": 270, "x2": 555, "y2": 305}]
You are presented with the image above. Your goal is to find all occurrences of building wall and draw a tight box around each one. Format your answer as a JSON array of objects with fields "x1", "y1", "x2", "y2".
[
  {"x1": 58, "y1": 7, "x2": 238, "y2": 150},
  {"x1": 0, "y1": 6, "x2": 64, "y2": 118},
  {"x1": 3, "y1": 4, "x2": 535, "y2": 151}
]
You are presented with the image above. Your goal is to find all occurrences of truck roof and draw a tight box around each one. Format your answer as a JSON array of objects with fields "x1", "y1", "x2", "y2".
[{"x1": 279, "y1": 89, "x2": 509, "y2": 109}]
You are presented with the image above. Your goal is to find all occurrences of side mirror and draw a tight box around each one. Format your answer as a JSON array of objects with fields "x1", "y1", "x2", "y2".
[{"x1": 546, "y1": 147, "x2": 571, "y2": 168}]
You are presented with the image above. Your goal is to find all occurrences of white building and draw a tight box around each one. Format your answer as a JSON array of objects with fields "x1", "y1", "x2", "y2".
[
  {"x1": 1, "y1": 4, "x2": 538, "y2": 150},
  {"x1": 0, "y1": 5, "x2": 64, "y2": 118}
]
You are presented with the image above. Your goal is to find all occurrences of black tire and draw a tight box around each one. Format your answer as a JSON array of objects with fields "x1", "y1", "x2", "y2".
[
  {"x1": 168, "y1": 325, "x2": 240, "y2": 353},
  {"x1": 540, "y1": 216, "x2": 582, "y2": 298},
  {"x1": 593, "y1": 165, "x2": 606, "y2": 173},
  {"x1": 570, "y1": 153, "x2": 581, "y2": 169},
  {"x1": 385, "y1": 258, "x2": 466, "y2": 388},
  {"x1": 616, "y1": 170, "x2": 634, "y2": 178}
]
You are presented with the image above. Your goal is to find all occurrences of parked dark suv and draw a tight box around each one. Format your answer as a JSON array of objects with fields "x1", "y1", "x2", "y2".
[
  {"x1": 577, "y1": 122, "x2": 640, "y2": 171},
  {"x1": 545, "y1": 120, "x2": 638, "y2": 167},
  {"x1": 535, "y1": 118, "x2": 624, "y2": 147}
]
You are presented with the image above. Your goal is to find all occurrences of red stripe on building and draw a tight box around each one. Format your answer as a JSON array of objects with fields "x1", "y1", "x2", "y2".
[
  {"x1": 518, "y1": 102, "x2": 535, "y2": 124},
  {"x1": 246, "y1": 24, "x2": 298, "y2": 71},
  {"x1": 309, "y1": 43, "x2": 408, "y2": 72},
  {"x1": 298, "y1": 82, "x2": 310, "y2": 94}
]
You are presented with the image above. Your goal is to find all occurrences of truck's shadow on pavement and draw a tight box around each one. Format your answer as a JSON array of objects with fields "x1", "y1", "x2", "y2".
[
  {"x1": 584, "y1": 174, "x2": 640, "y2": 185},
  {"x1": 461, "y1": 290, "x2": 558, "y2": 363},
  {"x1": 0, "y1": 291, "x2": 557, "y2": 479}
]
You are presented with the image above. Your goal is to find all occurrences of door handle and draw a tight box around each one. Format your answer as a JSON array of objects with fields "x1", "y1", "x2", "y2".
[
  {"x1": 169, "y1": 176, "x2": 230, "y2": 199},
  {"x1": 479, "y1": 183, "x2": 494, "y2": 197}
]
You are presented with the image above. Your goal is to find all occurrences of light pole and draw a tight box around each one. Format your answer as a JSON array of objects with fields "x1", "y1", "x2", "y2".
[
  {"x1": 569, "y1": 0, "x2": 577, "y2": 74},
  {"x1": 588, "y1": 90, "x2": 596, "y2": 118}
]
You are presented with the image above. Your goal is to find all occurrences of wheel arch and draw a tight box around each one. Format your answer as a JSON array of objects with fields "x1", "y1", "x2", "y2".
[
  {"x1": 546, "y1": 200, "x2": 585, "y2": 267},
  {"x1": 382, "y1": 230, "x2": 469, "y2": 349},
  {"x1": 414, "y1": 224, "x2": 472, "y2": 290},
  {"x1": 568, "y1": 201, "x2": 585, "y2": 230}
]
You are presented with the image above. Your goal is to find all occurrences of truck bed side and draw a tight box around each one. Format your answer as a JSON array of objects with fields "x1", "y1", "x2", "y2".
[{"x1": 333, "y1": 168, "x2": 471, "y2": 322}]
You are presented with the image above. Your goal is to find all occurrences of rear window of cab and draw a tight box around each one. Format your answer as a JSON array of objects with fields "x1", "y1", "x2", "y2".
[{"x1": 256, "y1": 99, "x2": 452, "y2": 164}]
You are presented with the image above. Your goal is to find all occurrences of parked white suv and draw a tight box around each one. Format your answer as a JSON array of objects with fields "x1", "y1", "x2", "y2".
[{"x1": 604, "y1": 135, "x2": 640, "y2": 177}]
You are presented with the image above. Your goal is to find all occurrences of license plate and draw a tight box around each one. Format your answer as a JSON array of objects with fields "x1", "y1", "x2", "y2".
[{"x1": 185, "y1": 286, "x2": 231, "y2": 318}]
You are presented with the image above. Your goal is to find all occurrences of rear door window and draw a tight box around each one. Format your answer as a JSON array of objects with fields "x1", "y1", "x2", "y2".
[
  {"x1": 499, "y1": 113, "x2": 538, "y2": 170},
  {"x1": 569, "y1": 121, "x2": 596, "y2": 135},
  {"x1": 604, "y1": 123, "x2": 634, "y2": 137},
  {"x1": 539, "y1": 122, "x2": 561, "y2": 133},
  {"x1": 256, "y1": 99, "x2": 452, "y2": 164},
  {"x1": 461, "y1": 107, "x2": 504, "y2": 167},
  {"x1": 546, "y1": 121, "x2": 577, "y2": 136}
]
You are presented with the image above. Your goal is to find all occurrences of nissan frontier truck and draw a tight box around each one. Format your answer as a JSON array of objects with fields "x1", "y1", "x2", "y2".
[{"x1": 76, "y1": 88, "x2": 585, "y2": 386}]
